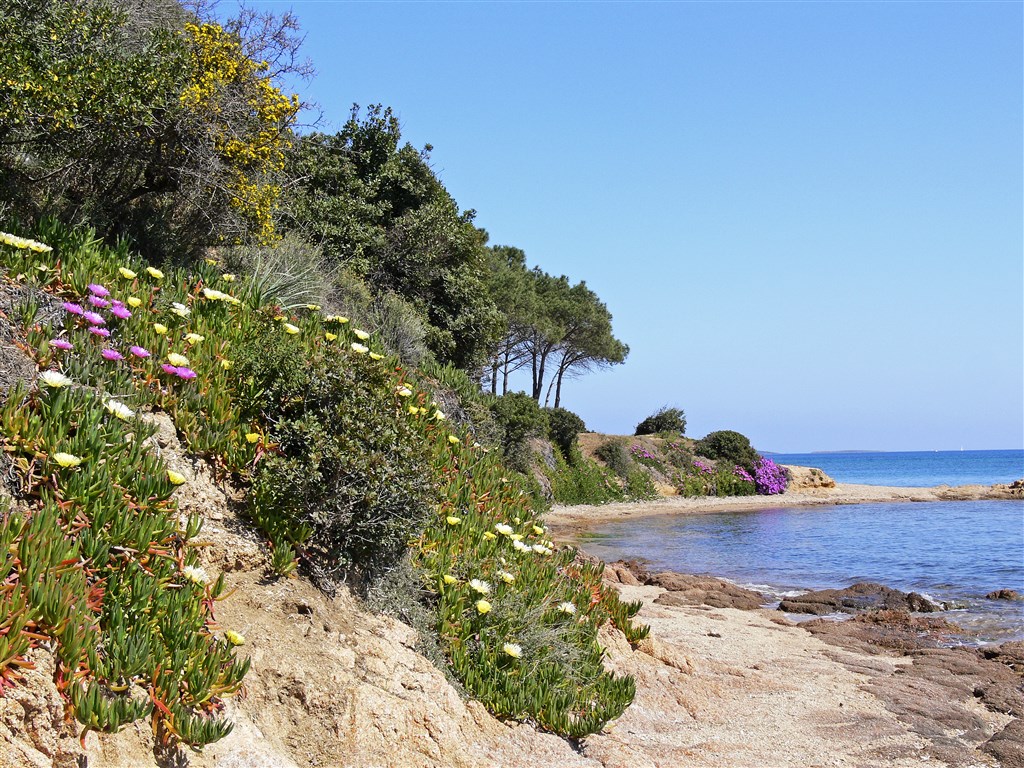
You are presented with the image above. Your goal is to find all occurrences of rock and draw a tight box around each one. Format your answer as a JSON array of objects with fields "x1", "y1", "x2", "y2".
[
  {"x1": 778, "y1": 582, "x2": 942, "y2": 615},
  {"x1": 803, "y1": 609, "x2": 963, "y2": 653},
  {"x1": 981, "y1": 718, "x2": 1024, "y2": 768},
  {"x1": 781, "y1": 464, "x2": 836, "y2": 490},
  {"x1": 987, "y1": 589, "x2": 1021, "y2": 600},
  {"x1": 648, "y1": 572, "x2": 766, "y2": 610}
]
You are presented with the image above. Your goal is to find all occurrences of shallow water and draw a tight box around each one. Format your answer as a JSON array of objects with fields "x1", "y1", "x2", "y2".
[{"x1": 581, "y1": 499, "x2": 1024, "y2": 643}]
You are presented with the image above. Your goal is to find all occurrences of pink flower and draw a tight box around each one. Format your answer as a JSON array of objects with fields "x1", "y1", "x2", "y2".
[
  {"x1": 161, "y1": 364, "x2": 178, "y2": 375},
  {"x1": 101, "y1": 348, "x2": 123, "y2": 361},
  {"x1": 129, "y1": 345, "x2": 150, "y2": 358},
  {"x1": 174, "y1": 367, "x2": 197, "y2": 380},
  {"x1": 83, "y1": 311, "x2": 105, "y2": 326},
  {"x1": 50, "y1": 339, "x2": 73, "y2": 351},
  {"x1": 89, "y1": 327, "x2": 111, "y2": 337},
  {"x1": 87, "y1": 283, "x2": 110, "y2": 297},
  {"x1": 88, "y1": 295, "x2": 110, "y2": 308},
  {"x1": 111, "y1": 299, "x2": 125, "y2": 307},
  {"x1": 63, "y1": 302, "x2": 84, "y2": 316},
  {"x1": 110, "y1": 305, "x2": 131, "y2": 320}
]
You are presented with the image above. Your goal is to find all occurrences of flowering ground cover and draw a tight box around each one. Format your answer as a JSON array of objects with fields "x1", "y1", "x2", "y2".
[{"x1": 0, "y1": 221, "x2": 647, "y2": 744}]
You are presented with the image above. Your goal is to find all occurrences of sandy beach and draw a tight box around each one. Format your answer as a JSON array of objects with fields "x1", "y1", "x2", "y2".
[{"x1": 546, "y1": 479, "x2": 1022, "y2": 539}]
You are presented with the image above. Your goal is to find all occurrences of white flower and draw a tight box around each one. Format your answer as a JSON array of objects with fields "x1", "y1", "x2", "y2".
[
  {"x1": 182, "y1": 565, "x2": 208, "y2": 585},
  {"x1": 171, "y1": 302, "x2": 190, "y2": 317},
  {"x1": 512, "y1": 540, "x2": 529, "y2": 553},
  {"x1": 351, "y1": 343, "x2": 369, "y2": 354},
  {"x1": 38, "y1": 370, "x2": 72, "y2": 388},
  {"x1": 557, "y1": 601, "x2": 577, "y2": 615},
  {"x1": 104, "y1": 399, "x2": 135, "y2": 421},
  {"x1": 494, "y1": 523, "x2": 514, "y2": 536},
  {"x1": 502, "y1": 642, "x2": 522, "y2": 659},
  {"x1": 532, "y1": 544, "x2": 547, "y2": 555},
  {"x1": 469, "y1": 579, "x2": 491, "y2": 595},
  {"x1": 396, "y1": 386, "x2": 412, "y2": 397}
]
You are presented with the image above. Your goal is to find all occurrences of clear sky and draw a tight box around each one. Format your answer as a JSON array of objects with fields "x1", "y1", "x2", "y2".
[{"x1": 246, "y1": 0, "x2": 1022, "y2": 452}]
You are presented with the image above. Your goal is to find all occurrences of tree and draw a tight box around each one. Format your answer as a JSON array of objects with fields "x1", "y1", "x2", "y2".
[
  {"x1": 484, "y1": 245, "x2": 538, "y2": 395},
  {"x1": 634, "y1": 407, "x2": 686, "y2": 436},
  {"x1": 0, "y1": 0, "x2": 303, "y2": 259},
  {"x1": 284, "y1": 106, "x2": 502, "y2": 369}
]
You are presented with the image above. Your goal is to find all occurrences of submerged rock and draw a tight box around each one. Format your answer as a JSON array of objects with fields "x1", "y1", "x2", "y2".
[
  {"x1": 986, "y1": 588, "x2": 1021, "y2": 601},
  {"x1": 778, "y1": 582, "x2": 942, "y2": 615}
]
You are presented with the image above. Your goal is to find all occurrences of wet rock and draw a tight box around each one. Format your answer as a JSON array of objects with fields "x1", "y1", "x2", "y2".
[
  {"x1": 803, "y1": 609, "x2": 962, "y2": 653},
  {"x1": 986, "y1": 588, "x2": 1021, "y2": 600},
  {"x1": 648, "y1": 572, "x2": 766, "y2": 610},
  {"x1": 778, "y1": 582, "x2": 942, "y2": 615}
]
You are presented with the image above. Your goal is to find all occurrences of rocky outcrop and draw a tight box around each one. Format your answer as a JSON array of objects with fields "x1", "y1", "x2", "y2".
[
  {"x1": 781, "y1": 464, "x2": 836, "y2": 490},
  {"x1": 779, "y1": 582, "x2": 942, "y2": 615},
  {"x1": 986, "y1": 589, "x2": 1021, "y2": 601}
]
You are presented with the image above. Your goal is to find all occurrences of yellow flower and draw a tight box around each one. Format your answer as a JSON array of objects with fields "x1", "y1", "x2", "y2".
[
  {"x1": 351, "y1": 343, "x2": 368, "y2": 354},
  {"x1": 146, "y1": 267, "x2": 164, "y2": 279},
  {"x1": 167, "y1": 469, "x2": 187, "y2": 485},
  {"x1": 222, "y1": 273, "x2": 236, "y2": 282},
  {"x1": 446, "y1": 516, "x2": 461, "y2": 525},
  {"x1": 306, "y1": 304, "x2": 321, "y2": 311},
  {"x1": 475, "y1": 600, "x2": 491, "y2": 614},
  {"x1": 127, "y1": 296, "x2": 142, "y2": 308},
  {"x1": 510, "y1": 533, "x2": 524, "y2": 542},
  {"x1": 532, "y1": 525, "x2": 545, "y2": 535},
  {"x1": 498, "y1": 571, "x2": 515, "y2": 584},
  {"x1": 245, "y1": 432, "x2": 260, "y2": 444},
  {"x1": 184, "y1": 332, "x2": 205, "y2": 345},
  {"x1": 225, "y1": 630, "x2": 245, "y2": 646},
  {"x1": 167, "y1": 352, "x2": 189, "y2": 367},
  {"x1": 407, "y1": 405, "x2": 419, "y2": 415},
  {"x1": 118, "y1": 267, "x2": 137, "y2": 279},
  {"x1": 283, "y1": 323, "x2": 300, "y2": 335},
  {"x1": 369, "y1": 352, "x2": 383, "y2": 360},
  {"x1": 205, "y1": 258, "x2": 217, "y2": 266},
  {"x1": 448, "y1": 435, "x2": 460, "y2": 445},
  {"x1": 442, "y1": 574, "x2": 458, "y2": 585},
  {"x1": 336, "y1": 316, "x2": 349, "y2": 324},
  {"x1": 53, "y1": 452, "x2": 82, "y2": 468},
  {"x1": 396, "y1": 386, "x2": 412, "y2": 397},
  {"x1": 203, "y1": 288, "x2": 227, "y2": 301},
  {"x1": 324, "y1": 332, "x2": 337, "y2": 341},
  {"x1": 353, "y1": 329, "x2": 369, "y2": 341},
  {"x1": 153, "y1": 323, "x2": 168, "y2": 335},
  {"x1": 483, "y1": 531, "x2": 497, "y2": 540},
  {"x1": 502, "y1": 642, "x2": 522, "y2": 659},
  {"x1": 433, "y1": 410, "x2": 446, "y2": 421},
  {"x1": 221, "y1": 359, "x2": 233, "y2": 370}
]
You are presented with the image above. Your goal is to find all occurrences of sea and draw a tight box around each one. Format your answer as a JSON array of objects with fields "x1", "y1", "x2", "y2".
[{"x1": 580, "y1": 449, "x2": 1024, "y2": 643}]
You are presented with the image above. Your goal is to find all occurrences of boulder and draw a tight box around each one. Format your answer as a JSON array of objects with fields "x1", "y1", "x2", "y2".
[{"x1": 779, "y1": 582, "x2": 942, "y2": 615}]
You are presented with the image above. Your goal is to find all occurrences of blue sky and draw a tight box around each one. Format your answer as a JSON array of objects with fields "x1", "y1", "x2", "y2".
[{"x1": 248, "y1": 0, "x2": 1022, "y2": 451}]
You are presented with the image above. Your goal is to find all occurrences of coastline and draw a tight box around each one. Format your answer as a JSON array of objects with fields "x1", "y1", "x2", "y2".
[{"x1": 545, "y1": 479, "x2": 1022, "y2": 539}]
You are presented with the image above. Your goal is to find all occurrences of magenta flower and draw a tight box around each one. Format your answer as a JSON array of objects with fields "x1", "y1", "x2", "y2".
[
  {"x1": 63, "y1": 302, "x2": 84, "y2": 316},
  {"x1": 89, "y1": 327, "x2": 111, "y2": 337},
  {"x1": 83, "y1": 311, "x2": 105, "y2": 326},
  {"x1": 50, "y1": 339, "x2": 73, "y2": 351},
  {"x1": 161, "y1": 364, "x2": 178, "y2": 375},
  {"x1": 129, "y1": 345, "x2": 150, "y2": 358},
  {"x1": 110, "y1": 305, "x2": 131, "y2": 320},
  {"x1": 174, "y1": 367, "x2": 197, "y2": 380},
  {"x1": 101, "y1": 348, "x2": 123, "y2": 361},
  {"x1": 87, "y1": 283, "x2": 110, "y2": 297},
  {"x1": 88, "y1": 295, "x2": 110, "y2": 308}
]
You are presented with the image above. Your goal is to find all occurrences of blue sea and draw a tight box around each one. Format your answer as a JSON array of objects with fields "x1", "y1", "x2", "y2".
[{"x1": 581, "y1": 450, "x2": 1024, "y2": 643}]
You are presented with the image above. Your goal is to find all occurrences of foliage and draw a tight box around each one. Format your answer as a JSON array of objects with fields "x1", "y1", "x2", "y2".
[
  {"x1": 694, "y1": 429, "x2": 759, "y2": 472},
  {"x1": 0, "y1": 0, "x2": 301, "y2": 259},
  {"x1": 236, "y1": 329, "x2": 437, "y2": 587},
  {"x1": 546, "y1": 446, "x2": 626, "y2": 506},
  {"x1": 545, "y1": 406, "x2": 586, "y2": 460},
  {"x1": 224, "y1": 232, "x2": 333, "y2": 310},
  {"x1": 634, "y1": 406, "x2": 686, "y2": 436},
  {"x1": 284, "y1": 106, "x2": 502, "y2": 369},
  {"x1": 594, "y1": 439, "x2": 631, "y2": 478},
  {"x1": 489, "y1": 392, "x2": 548, "y2": 472},
  {"x1": 0, "y1": 221, "x2": 645, "y2": 740},
  {"x1": 629, "y1": 443, "x2": 666, "y2": 473},
  {"x1": 753, "y1": 457, "x2": 789, "y2": 495}
]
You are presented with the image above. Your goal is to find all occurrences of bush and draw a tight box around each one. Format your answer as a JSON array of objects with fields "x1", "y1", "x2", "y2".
[
  {"x1": 489, "y1": 393, "x2": 549, "y2": 473},
  {"x1": 238, "y1": 328, "x2": 436, "y2": 587},
  {"x1": 634, "y1": 406, "x2": 686, "y2": 436},
  {"x1": 714, "y1": 467, "x2": 756, "y2": 497},
  {"x1": 547, "y1": 445, "x2": 625, "y2": 506},
  {"x1": 695, "y1": 429, "x2": 759, "y2": 472},
  {"x1": 545, "y1": 406, "x2": 586, "y2": 459},
  {"x1": 595, "y1": 440, "x2": 631, "y2": 478},
  {"x1": 754, "y1": 457, "x2": 789, "y2": 495}
]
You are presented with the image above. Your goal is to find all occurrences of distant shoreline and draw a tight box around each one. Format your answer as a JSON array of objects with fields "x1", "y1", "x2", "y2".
[{"x1": 546, "y1": 478, "x2": 1022, "y2": 539}]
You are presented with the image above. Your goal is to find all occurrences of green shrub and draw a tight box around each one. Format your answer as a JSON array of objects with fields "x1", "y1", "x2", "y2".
[
  {"x1": 694, "y1": 430, "x2": 759, "y2": 472},
  {"x1": 489, "y1": 393, "x2": 548, "y2": 473},
  {"x1": 547, "y1": 446, "x2": 624, "y2": 506},
  {"x1": 594, "y1": 439, "x2": 631, "y2": 477},
  {"x1": 545, "y1": 406, "x2": 586, "y2": 459},
  {"x1": 237, "y1": 328, "x2": 436, "y2": 587},
  {"x1": 634, "y1": 406, "x2": 686, "y2": 436},
  {"x1": 713, "y1": 467, "x2": 756, "y2": 497},
  {"x1": 225, "y1": 233, "x2": 334, "y2": 311},
  {"x1": 624, "y1": 469, "x2": 659, "y2": 500}
]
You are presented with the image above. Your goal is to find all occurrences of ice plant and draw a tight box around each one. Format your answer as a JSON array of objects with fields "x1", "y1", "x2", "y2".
[
  {"x1": 498, "y1": 571, "x2": 515, "y2": 584},
  {"x1": 557, "y1": 602, "x2": 577, "y2": 615},
  {"x1": 220, "y1": 359, "x2": 233, "y2": 369},
  {"x1": 448, "y1": 435, "x2": 460, "y2": 445},
  {"x1": 221, "y1": 273, "x2": 236, "y2": 282},
  {"x1": 353, "y1": 329, "x2": 370, "y2": 341},
  {"x1": 146, "y1": 267, "x2": 164, "y2": 279},
  {"x1": 502, "y1": 643, "x2": 522, "y2": 659},
  {"x1": 282, "y1": 324, "x2": 299, "y2": 335},
  {"x1": 443, "y1": 575, "x2": 458, "y2": 585},
  {"x1": 446, "y1": 516, "x2": 461, "y2": 525},
  {"x1": 324, "y1": 332, "x2": 337, "y2": 341},
  {"x1": 129, "y1": 345, "x2": 150, "y2": 358},
  {"x1": 88, "y1": 296, "x2": 110, "y2": 308},
  {"x1": 171, "y1": 302, "x2": 190, "y2": 317},
  {"x1": 495, "y1": 523, "x2": 513, "y2": 536},
  {"x1": 50, "y1": 339, "x2": 72, "y2": 351},
  {"x1": 53, "y1": 452, "x2": 82, "y2": 468},
  {"x1": 161, "y1": 364, "x2": 178, "y2": 375},
  {"x1": 127, "y1": 297, "x2": 142, "y2": 308},
  {"x1": 118, "y1": 267, "x2": 137, "y2": 279},
  {"x1": 475, "y1": 600, "x2": 492, "y2": 615},
  {"x1": 63, "y1": 302, "x2": 84, "y2": 316},
  {"x1": 351, "y1": 343, "x2": 368, "y2": 354},
  {"x1": 175, "y1": 367, "x2": 197, "y2": 380},
  {"x1": 369, "y1": 352, "x2": 383, "y2": 360},
  {"x1": 167, "y1": 353, "x2": 189, "y2": 367},
  {"x1": 89, "y1": 327, "x2": 111, "y2": 337},
  {"x1": 245, "y1": 433, "x2": 260, "y2": 444},
  {"x1": 182, "y1": 565, "x2": 208, "y2": 585},
  {"x1": 153, "y1": 323, "x2": 168, "y2": 335},
  {"x1": 469, "y1": 579, "x2": 491, "y2": 595},
  {"x1": 225, "y1": 631, "x2": 245, "y2": 646},
  {"x1": 101, "y1": 349, "x2": 123, "y2": 362},
  {"x1": 167, "y1": 469, "x2": 186, "y2": 485},
  {"x1": 38, "y1": 370, "x2": 72, "y2": 388},
  {"x1": 83, "y1": 311, "x2": 105, "y2": 326},
  {"x1": 110, "y1": 305, "x2": 131, "y2": 320},
  {"x1": 184, "y1": 333, "x2": 205, "y2": 345},
  {"x1": 87, "y1": 283, "x2": 109, "y2": 297},
  {"x1": 104, "y1": 400, "x2": 134, "y2": 420}
]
